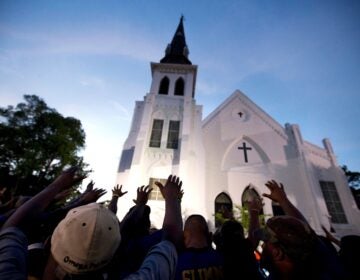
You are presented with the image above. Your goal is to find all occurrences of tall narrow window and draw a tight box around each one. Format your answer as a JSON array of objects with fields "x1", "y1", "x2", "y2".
[
  {"x1": 242, "y1": 185, "x2": 266, "y2": 225},
  {"x1": 215, "y1": 192, "x2": 232, "y2": 228},
  {"x1": 166, "y1": 120, "x2": 180, "y2": 149},
  {"x1": 148, "y1": 178, "x2": 167, "y2": 201},
  {"x1": 174, "y1": 78, "x2": 184, "y2": 96},
  {"x1": 159, "y1": 77, "x2": 169, "y2": 95},
  {"x1": 149, "y1": 119, "x2": 163, "y2": 148},
  {"x1": 320, "y1": 181, "x2": 348, "y2": 224}
]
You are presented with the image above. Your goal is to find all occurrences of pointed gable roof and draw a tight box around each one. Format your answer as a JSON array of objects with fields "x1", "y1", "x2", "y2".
[
  {"x1": 202, "y1": 90, "x2": 288, "y2": 140},
  {"x1": 160, "y1": 16, "x2": 192, "y2": 65}
]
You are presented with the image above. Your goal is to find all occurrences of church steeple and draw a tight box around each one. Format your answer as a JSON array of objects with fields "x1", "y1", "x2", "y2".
[{"x1": 160, "y1": 16, "x2": 192, "y2": 65}]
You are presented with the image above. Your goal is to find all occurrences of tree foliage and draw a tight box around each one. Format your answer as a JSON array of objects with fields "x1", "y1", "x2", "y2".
[
  {"x1": 215, "y1": 204, "x2": 269, "y2": 235},
  {"x1": 341, "y1": 165, "x2": 360, "y2": 189},
  {"x1": 0, "y1": 95, "x2": 88, "y2": 197},
  {"x1": 341, "y1": 165, "x2": 360, "y2": 209}
]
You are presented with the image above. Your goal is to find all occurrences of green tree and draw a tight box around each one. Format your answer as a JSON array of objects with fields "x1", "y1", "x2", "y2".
[
  {"x1": 215, "y1": 204, "x2": 269, "y2": 235},
  {"x1": 341, "y1": 165, "x2": 360, "y2": 189},
  {"x1": 0, "y1": 95, "x2": 88, "y2": 197},
  {"x1": 341, "y1": 165, "x2": 360, "y2": 209}
]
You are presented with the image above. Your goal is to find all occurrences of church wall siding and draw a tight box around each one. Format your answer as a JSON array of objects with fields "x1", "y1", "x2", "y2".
[
  {"x1": 201, "y1": 92, "x2": 345, "y2": 233},
  {"x1": 312, "y1": 164, "x2": 360, "y2": 234},
  {"x1": 116, "y1": 30, "x2": 360, "y2": 236}
]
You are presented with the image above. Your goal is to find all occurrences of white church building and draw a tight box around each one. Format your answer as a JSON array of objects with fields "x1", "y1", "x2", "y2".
[{"x1": 116, "y1": 18, "x2": 360, "y2": 237}]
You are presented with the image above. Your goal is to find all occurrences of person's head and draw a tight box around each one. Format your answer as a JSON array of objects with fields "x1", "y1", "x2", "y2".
[
  {"x1": 213, "y1": 220, "x2": 245, "y2": 251},
  {"x1": 44, "y1": 203, "x2": 121, "y2": 279},
  {"x1": 339, "y1": 234, "x2": 360, "y2": 258},
  {"x1": 256, "y1": 216, "x2": 316, "y2": 276},
  {"x1": 183, "y1": 214, "x2": 211, "y2": 248},
  {"x1": 214, "y1": 220, "x2": 262, "y2": 279},
  {"x1": 339, "y1": 234, "x2": 360, "y2": 276}
]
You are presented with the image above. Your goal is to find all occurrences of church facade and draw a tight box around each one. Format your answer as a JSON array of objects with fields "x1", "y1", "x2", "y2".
[{"x1": 116, "y1": 18, "x2": 360, "y2": 236}]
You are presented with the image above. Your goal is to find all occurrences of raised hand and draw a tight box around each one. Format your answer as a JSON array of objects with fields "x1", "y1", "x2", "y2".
[
  {"x1": 3, "y1": 167, "x2": 84, "y2": 230},
  {"x1": 159, "y1": 175, "x2": 183, "y2": 247},
  {"x1": 245, "y1": 195, "x2": 264, "y2": 248},
  {"x1": 262, "y1": 180, "x2": 287, "y2": 203},
  {"x1": 112, "y1": 184, "x2": 128, "y2": 198},
  {"x1": 52, "y1": 166, "x2": 86, "y2": 190},
  {"x1": 263, "y1": 179, "x2": 308, "y2": 222},
  {"x1": 108, "y1": 185, "x2": 126, "y2": 215},
  {"x1": 54, "y1": 189, "x2": 73, "y2": 202},
  {"x1": 133, "y1": 185, "x2": 152, "y2": 205},
  {"x1": 85, "y1": 180, "x2": 95, "y2": 193},
  {"x1": 80, "y1": 188, "x2": 107, "y2": 203},
  {"x1": 179, "y1": 189, "x2": 184, "y2": 202},
  {"x1": 156, "y1": 175, "x2": 182, "y2": 200}
]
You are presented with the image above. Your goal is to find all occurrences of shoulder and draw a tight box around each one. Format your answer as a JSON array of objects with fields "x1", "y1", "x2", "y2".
[
  {"x1": 0, "y1": 227, "x2": 27, "y2": 247},
  {"x1": 177, "y1": 247, "x2": 224, "y2": 269},
  {"x1": 124, "y1": 241, "x2": 177, "y2": 280},
  {"x1": 147, "y1": 240, "x2": 177, "y2": 261},
  {"x1": 0, "y1": 227, "x2": 28, "y2": 279}
]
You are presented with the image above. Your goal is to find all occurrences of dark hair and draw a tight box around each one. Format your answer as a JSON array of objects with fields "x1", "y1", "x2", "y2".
[
  {"x1": 214, "y1": 220, "x2": 262, "y2": 280},
  {"x1": 184, "y1": 214, "x2": 211, "y2": 247},
  {"x1": 121, "y1": 205, "x2": 151, "y2": 239},
  {"x1": 213, "y1": 220, "x2": 244, "y2": 251},
  {"x1": 184, "y1": 214, "x2": 209, "y2": 231},
  {"x1": 339, "y1": 235, "x2": 360, "y2": 279}
]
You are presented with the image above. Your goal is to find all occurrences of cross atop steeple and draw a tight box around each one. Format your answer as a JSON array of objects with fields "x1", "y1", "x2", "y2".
[{"x1": 160, "y1": 16, "x2": 192, "y2": 65}]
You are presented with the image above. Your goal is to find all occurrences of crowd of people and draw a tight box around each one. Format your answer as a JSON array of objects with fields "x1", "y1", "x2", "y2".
[{"x1": 0, "y1": 167, "x2": 359, "y2": 280}]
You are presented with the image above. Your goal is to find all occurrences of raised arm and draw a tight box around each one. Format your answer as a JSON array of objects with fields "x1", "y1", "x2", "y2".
[
  {"x1": 108, "y1": 184, "x2": 127, "y2": 214},
  {"x1": 263, "y1": 180, "x2": 307, "y2": 222},
  {"x1": 321, "y1": 225, "x2": 341, "y2": 247},
  {"x1": 156, "y1": 175, "x2": 183, "y2": 248},
  {"x1": 48, "y1": 180, "x2": 105, "y2": 212},
  {"x1": 119, "y1": 185, "x2": 151, "y2": 233},
  {"x1": 2, "y1": 167, "x2": 85, "y2": 230},
  {"x1": 122, "y1": 177, "x2": 182, "y2": 280},
  {"x1": 245, "y1": 197, "x2": 263, "y2": 248}
]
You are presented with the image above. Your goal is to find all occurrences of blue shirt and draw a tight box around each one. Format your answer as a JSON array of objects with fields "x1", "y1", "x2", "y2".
[
  {"x1": 0, "y1": 227, "x2": 28, "y2": 280},
  {"x1": 124, "y1": 240, "x2": 177, "y2": 280},
  {"x1": 176, "y1": 247, "x2": 224, "y2": 280}
]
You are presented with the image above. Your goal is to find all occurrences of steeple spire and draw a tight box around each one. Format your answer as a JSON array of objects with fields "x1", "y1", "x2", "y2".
[{"x1": 160, "y1": 16, "x2": 192, "y2": 65}]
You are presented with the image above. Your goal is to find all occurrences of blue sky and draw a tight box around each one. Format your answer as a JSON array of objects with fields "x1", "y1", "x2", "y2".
[{"x1": 1, "y1": 0, "x2": 359, "y2": 192}]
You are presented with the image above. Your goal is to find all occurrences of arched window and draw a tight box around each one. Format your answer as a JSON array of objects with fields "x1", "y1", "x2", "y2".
[
  {"x1": 241, "y1": 185, "x2": 265, "y2": 224},
  {"x1": 159, "y1": 76, "x2": 169, "y2": 95},
  {"x1": 215, "y1": 192, "x2": 233, "y2": 228},
  {"x1": 174, "y1": 78, "x2": 184, "y2": 96},
  {"x1": 241, "y1": 185, "x2": 261, "y2": 206}
]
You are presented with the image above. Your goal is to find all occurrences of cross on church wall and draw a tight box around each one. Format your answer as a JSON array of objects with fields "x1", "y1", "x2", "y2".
[{"x1": 238, "y1": 142, "x2": 252, "y2": 163}]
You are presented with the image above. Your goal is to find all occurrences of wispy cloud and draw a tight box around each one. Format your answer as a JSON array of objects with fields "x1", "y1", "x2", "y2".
[
  {"x1": 196, "y1": 80, "x2": 221, "y2": 96},
  {"x1": 0, "y1": 50, "x2": 25, "y2": 78},
  {"x1": 80, "y1": 76, "x2": 105, "y2": 88},
  {"x1": 0, "y1": 91, "x2": 24, "y2": 107},
  {"x1": 0, "y1": 25, "x2": 164, "y2": 62},
  {"x1": 110, "y1": 100, "x2": 131, "y2": 121}
]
